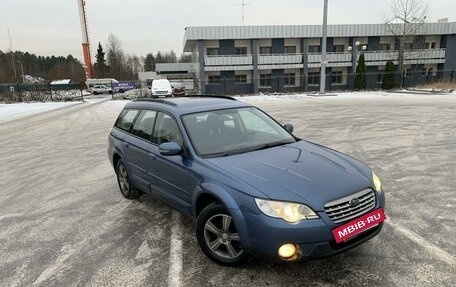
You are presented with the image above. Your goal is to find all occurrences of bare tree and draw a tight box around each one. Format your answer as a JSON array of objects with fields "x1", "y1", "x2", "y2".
[
  {"x1": 106, "y1": 34, "x2": 125, "y2": 80},
  {"x1": 384, "y1": 0, "x2": 429, "y2": 88}
]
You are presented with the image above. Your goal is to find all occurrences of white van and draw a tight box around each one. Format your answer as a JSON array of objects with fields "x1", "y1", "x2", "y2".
[{"x1": 151, "y1": 79, "x2": 172, "y2": 97}]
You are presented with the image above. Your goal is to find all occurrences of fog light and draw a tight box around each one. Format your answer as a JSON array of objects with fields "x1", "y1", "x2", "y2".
[{"x1": 278, "y1": 243, "x2": 299, "y2": 260}]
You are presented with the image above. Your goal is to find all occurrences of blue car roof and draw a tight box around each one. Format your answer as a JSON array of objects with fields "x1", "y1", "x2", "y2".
[{"x1": 124, "y1": 96, "x2": 252, "y2": 116}]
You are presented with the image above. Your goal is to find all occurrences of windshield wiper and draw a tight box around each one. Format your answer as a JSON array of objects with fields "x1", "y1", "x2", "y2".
[{"x1": 254, "y1": 140, "x2": 294, "y2": 151}]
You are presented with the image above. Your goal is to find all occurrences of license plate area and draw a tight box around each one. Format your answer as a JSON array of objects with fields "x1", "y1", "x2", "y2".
[{"x1": 332, "y1": 208, "x2": 386, "y2": 244}]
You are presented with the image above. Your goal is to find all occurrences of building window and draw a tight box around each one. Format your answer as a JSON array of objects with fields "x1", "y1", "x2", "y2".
[
  {"x1": 308, "y1": 45, "x2": 320, "y2": 53},
  {"x1": 403, "y1": 69, "x2": 411, "y2": 77},
  {"x1": 260, "y1": 74, "x2": 271, "y2": 87},
  {"x1": 235, "y1": 74, "x2": 247, "y2": 83},
  {"x1": 207, "y1": 48, "x2": 219, "y2": 56},
  {"x1": 380, "y1": 44, "x2": 391, "y2": 51},
  {"x1": 259, "y1": 47, "x2": 271, "y2": 54},
  {"x1": 332, "y1": 71, "x2": 343, "y2": 84},
  {"x1": 333, "y1": 45, "x2": 345, "y2": 53},
  {"x1": 208, "y1": 75, "x2": 221, "y2": 84},
  {"x1": 284, "y1": 73, "x2": 296, "y2": 86},
  {"x1": 235, "y1": 47, "x2": 248, "y2": 55},
  {"x1": 308, "y1": 72, "x2": 320, "y2": 85},
  {"x1": 404, "y1": 43, "x2": 413, "y2": 50},
  {"x1": 284, "y1": 46, "x2": 296, "y2": 54}
]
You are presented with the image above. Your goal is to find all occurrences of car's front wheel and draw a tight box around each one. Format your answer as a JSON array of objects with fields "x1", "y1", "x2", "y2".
[
  {"x1": 196, "y1": 203, "x2": 248, "y2": 266},
  {"x1": 116, "y1": 160, "x2": 139, "y2": 199}
]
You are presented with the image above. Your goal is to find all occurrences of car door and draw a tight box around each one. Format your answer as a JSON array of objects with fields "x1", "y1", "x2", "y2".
[
  {"x1": 122, "y1": 110, "x2": 157, "y2": 192},
  {"x1": 147, "y1": 112, "x2": 192, "y2": 211}
]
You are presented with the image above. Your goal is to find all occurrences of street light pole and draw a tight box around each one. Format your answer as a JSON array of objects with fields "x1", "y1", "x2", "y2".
[
  {"x1": 348, "y1": 41, "x2": 367, "y2": 88},
  {"x1": 319, "y1": 0, "x2": 328, "y2": 94}
]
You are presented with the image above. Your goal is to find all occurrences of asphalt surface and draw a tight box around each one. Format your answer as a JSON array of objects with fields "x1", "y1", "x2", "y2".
[{"x1": 0, "y1": 94, "x2": 455, "y2": 287}]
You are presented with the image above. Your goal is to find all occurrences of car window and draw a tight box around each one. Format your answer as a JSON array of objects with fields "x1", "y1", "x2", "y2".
[
  {"x1": 131, "y1": 110, "x2": 157, "y2": 141},
  {"x1": 182, "y1": 107, "x2": 295, "y2": 157},
  {"x1": 114, "y1": 109, "x2": 139, "y2": 131},
  {"x1": 152, "y1": 112, "x2": 183, "y2": 146}
]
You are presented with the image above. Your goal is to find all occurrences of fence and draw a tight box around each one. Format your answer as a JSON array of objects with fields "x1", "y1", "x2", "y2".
[
  {"x1": 200, "y1": 69, "x2": 456, "y2": 95},
  {"x1": 0, "y1": 83, "x2": 84, "y2": 102}
]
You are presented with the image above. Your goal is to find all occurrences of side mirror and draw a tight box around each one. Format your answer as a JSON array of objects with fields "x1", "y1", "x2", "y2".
[
  {"x1": 159, "y1": 142, "x2": 182, "y2": 156},
  {"x1": 283, "y1": 123, "x2": 294, "y2": 133}
]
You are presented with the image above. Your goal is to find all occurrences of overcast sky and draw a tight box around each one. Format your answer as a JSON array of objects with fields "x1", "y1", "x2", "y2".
[{"x1": 0, "y1": 0, "x2": 454, "y2": 61}]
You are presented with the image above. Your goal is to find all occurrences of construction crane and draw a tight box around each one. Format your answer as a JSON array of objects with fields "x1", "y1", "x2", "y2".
[{"x1": 77, "y1": 0, "x2": 93, "y2": 79}]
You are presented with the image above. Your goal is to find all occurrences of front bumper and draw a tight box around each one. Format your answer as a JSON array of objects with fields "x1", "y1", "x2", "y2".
[{"x1": 234, "y1": 191, "x2": 385, "y2": 262}]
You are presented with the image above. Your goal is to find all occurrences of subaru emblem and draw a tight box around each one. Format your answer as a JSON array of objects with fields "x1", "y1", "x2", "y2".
[{"x1": 349, "y1": 198, "x2": 360, "y2": 207}]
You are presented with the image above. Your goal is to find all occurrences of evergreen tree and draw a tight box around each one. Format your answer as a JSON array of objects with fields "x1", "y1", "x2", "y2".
[
  {"x1": 382, "y1": 61, "x2": 397, "y2": 90},
  {"x1": 94, "y1": 42, "x2": 109, "y2": 78},
  {"x1": 178, "y1": 53, "x2": 192, "y2": 63},
  {"x1": 144, "y1": 53, "x2": 155, "y2": 71},
  {"x1": 355, "y1": 53, "x2": 366, "y2": 90}
]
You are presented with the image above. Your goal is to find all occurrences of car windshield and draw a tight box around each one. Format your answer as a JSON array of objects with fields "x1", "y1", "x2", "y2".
[{"x1": 182, "y1": 107, "x2": 296, "y2": 158}]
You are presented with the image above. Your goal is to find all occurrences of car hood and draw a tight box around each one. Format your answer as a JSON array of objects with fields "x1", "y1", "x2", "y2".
[{"x1": 205, "y1": 140, "x2": 372, "y2": 211}]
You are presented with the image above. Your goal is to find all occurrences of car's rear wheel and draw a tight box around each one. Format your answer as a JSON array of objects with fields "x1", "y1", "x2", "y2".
[
  {"x1": 196, "y1": 203, "x2": 248, "y2": 266},
  {"x1": 116, "y1": 160, "x2": 139, "y2": 199}
]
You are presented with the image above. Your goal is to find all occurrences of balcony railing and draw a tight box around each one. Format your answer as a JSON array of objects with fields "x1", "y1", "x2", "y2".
[
  {"x1": 205, "y1": 55, "x2": 253, "y2": 66},
  {"x1": 203, "y1": 49, "x2": 446, "y2": 69},
  {"x1": 308, "y1": 53, "x2": 352, "y2": 66},
  {"x1": 258, "y1": 54, "x2": 303, "y2": 65}
]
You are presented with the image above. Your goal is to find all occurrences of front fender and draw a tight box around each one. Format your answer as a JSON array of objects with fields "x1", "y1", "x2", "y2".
[{"x1": 192, "y1": 182, "x2": 259, "y2": 249}]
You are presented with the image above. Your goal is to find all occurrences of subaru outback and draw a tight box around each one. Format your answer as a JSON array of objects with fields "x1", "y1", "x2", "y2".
[{"x1": 107, "y1": 96, "x2": 385, "y2": 266}]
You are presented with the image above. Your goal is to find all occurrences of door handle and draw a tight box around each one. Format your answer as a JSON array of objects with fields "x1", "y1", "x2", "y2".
[
  {"x1": 123, "y1": 142, "x2": 130, "y2": 148},
  {"x1": 149, "y1": 153, "x2": 157, "y2": 160}
]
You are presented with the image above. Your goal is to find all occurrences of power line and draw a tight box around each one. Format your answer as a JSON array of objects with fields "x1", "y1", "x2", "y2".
[{"x1": 7, "y1": 26, "x2": 17, "y2": 79}]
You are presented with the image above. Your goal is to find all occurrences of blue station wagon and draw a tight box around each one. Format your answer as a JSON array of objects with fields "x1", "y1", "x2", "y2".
[{"x1": 108, "y1": 96, "x2": 385, "y2": 265}]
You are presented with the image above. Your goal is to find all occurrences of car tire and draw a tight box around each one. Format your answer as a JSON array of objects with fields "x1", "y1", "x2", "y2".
[
  {"x1": 116, "y1": 160, "x2": 140, "y2": 199},
  {"x1": 93, "y1": 91, "x2": 98, "y2": 95},
  {"x1": 196, "y1": 203, "x2": 248, "y2": 266}
]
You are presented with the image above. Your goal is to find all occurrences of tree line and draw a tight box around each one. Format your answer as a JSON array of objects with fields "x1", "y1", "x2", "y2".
[
  {"x1": 0, "y1": 51, "x2": 86, "y2": 83},
  {"x1": 0, "y1": 33, "x2": 191, "y2": 84},
  {"x1": 93, "y1": 33, "x2": 191, "y2": 80}
]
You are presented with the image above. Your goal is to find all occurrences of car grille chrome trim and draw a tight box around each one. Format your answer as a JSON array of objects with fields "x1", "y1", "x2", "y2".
[{"x1": 324, "y1": 189, "x2": 376, "y2": 224}]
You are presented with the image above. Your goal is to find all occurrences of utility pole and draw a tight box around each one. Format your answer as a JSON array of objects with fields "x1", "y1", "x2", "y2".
[
  {"x1": 319, "y1": 0, "x2": 328, "y2": 94},
  {"x1": 7, "y1": 26, "x2": 17, "y2": 80},
  {"x1": 17, "y1": 61, "x2": 24, "y2": 83}
]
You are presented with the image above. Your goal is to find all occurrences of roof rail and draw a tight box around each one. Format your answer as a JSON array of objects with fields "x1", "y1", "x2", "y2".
[
  {"x1": 132, "y1": 98, "x2": 177, "y2": 106},
  {"x1": 176, "y1": 94, "x2": 237, "y2": 101}
]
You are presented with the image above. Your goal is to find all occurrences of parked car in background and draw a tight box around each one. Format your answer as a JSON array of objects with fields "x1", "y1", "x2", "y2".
[
  {"x1": 107, "y1": 96, "x2": 385, "y2": 266},
  {"x1": 91, "y1": 84, "x2": 112, "y2": 95},
  {"x1": 151, "y1": 79, "x2": 172, "y2": 97},
  {"x1": 86, "y1": 78, "x2": 118, "y2": 91},
  {"x1": 171, "y1": 82, "x2": 186, "y2": 96}
]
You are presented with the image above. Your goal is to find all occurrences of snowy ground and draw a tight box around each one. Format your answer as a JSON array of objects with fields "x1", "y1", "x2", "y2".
[
  {"x1": 0, "y1": 91, "x2": 455, "y2": 286},
  {"x1": 1, "y1": 91, "x2": 454, "y2": 124},
  {"x1": 0, "y1": 101, "x2": 81, "y2": 123}
]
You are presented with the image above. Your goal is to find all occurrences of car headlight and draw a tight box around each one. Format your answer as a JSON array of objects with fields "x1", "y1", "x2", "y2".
[
  {"x1": 372, "y1": 171, "x2": 382, "y2": 192},
  {"x1": 254, "y1": 198, "x2": 319, "y2": 223}
]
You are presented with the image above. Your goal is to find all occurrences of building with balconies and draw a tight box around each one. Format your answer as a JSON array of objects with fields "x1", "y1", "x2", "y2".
[{"x1": 183, "y1": 22, "x2": 456, "y2": 95}]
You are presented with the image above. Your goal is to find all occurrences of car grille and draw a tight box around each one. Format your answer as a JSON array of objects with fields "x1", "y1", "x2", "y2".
[
  {"x1": 155, "y1": 91, "x2": 169, "y2": 95},
  {"x1": 324, "y1": 189, "x2": 376, "y2": 224}
]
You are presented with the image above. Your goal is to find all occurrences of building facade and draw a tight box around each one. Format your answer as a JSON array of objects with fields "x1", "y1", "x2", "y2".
[{"x1": 183, "y1": 22, "x2": 456, "y2": 95}]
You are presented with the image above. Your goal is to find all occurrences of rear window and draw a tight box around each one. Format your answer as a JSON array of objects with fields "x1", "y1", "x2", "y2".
[
  {"x1": 114, "y1": 109, "x2": 139, "y2": 131},
  {"x1": 131, "y1": 110, "x2": 157, "y2": 141}
]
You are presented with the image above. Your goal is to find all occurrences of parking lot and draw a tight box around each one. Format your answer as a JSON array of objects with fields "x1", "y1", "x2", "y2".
[{"x1": 0, "y1": 93, "x2": 455, "y2": 287}]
